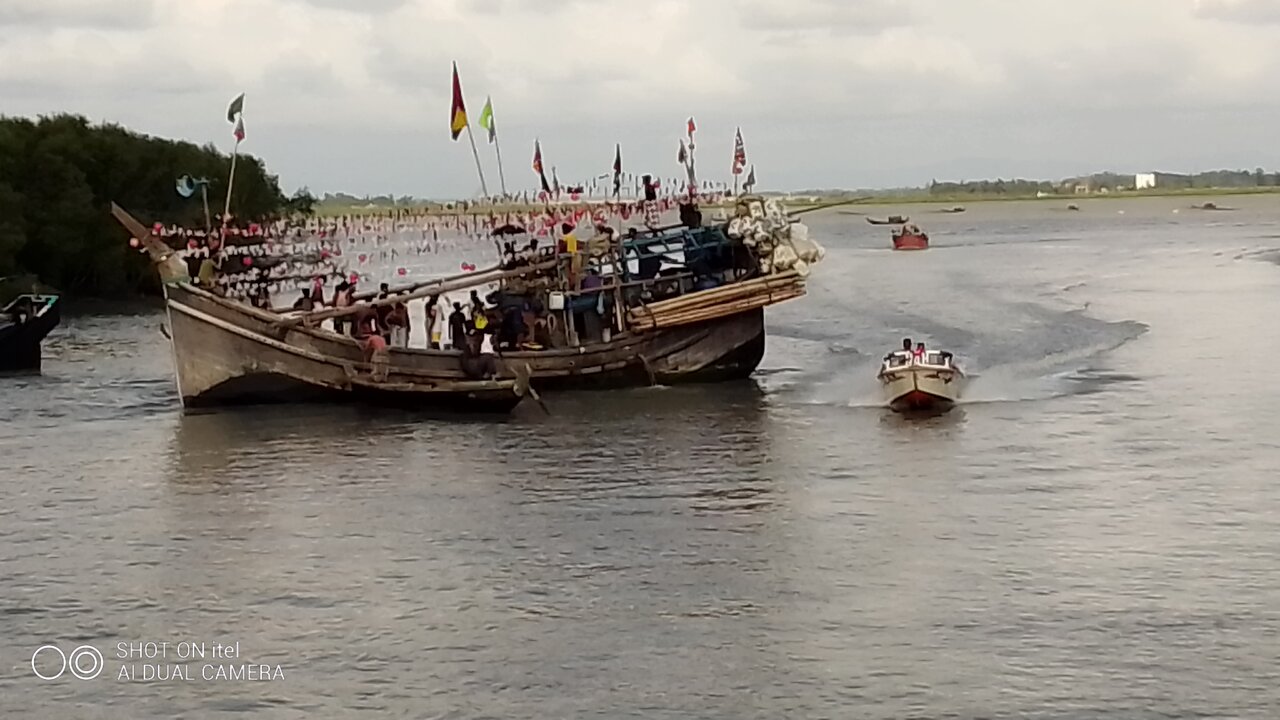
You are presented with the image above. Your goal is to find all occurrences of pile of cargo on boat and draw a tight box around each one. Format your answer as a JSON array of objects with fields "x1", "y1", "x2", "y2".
[{"x1": 628, "y1": 197, "x2": 823, "y2": 331}]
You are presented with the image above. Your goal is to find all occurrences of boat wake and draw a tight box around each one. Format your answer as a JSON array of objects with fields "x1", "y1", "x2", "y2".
[{"x1": 763, "y1": 296, "x2": 1148, "y2": 410}]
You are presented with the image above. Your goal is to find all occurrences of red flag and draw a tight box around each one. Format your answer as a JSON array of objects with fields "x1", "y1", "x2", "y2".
[
  {"x1": 687, "y1": 117, "x2": 696, "y2": 136},
  {"x1": 233, "y1": 116, "x2": 245, "y2": 143},
  {"x1": 449, "y1": 62, "x2": 468, "y2": 141},
  {"x1": 533, "y1": 140, "x2": 550, "y2": 193},
  {"x1": 731, "y1": 127, "x2": 746, "y2": 175}
]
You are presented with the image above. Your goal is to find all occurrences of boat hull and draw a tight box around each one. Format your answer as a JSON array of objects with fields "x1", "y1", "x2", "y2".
[
  {"x1": 879, "y1": 366, "x2": 964, "y2": 412},
  {"x1": 0, "y1": 296, "x2": 60, "y2": 373},
  {"x1": 164, "y1": 287, "x2": 523, "y2": 414},
  {"x1": 892, "y1": 233, "x2": 929, "y2": 251},
  {"x1": 165, "y1": 283, "x2": 766, "y2": 396}
]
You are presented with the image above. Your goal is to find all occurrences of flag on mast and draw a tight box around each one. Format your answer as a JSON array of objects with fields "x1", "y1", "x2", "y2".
[
  {"x1": 687, "y1": 117, "x2": 696, "y2": 137},
  {"x1": 612, "y1": 144, "x2": 622, "y2": 197},
  {"x1": 678, "y1": 139, "x2": 687, "y2": 164},
  {"x1": 731, "y1": 127, "x2": 747, "y2": 175},
  {"x1": 226, "y1": 92, "x2": 246, "y2": 142},
  {"x1": 533, "y1": 140, "x2": 550, "y2": 193},
  {"x1": 449, "y1": 62, "x2": 468, "y2": 140},
  {"x1": 227, "y1": 93, "x2": 245, "y2": 123},
  {"x1": 744, "y1": 165, "x2": 756, "y2": 191},
  {"x1": 478, "y1": 96, "x2": 496, "y2": 144}
]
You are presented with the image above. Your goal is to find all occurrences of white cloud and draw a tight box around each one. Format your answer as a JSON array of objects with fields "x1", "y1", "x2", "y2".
[{"x1": 1, "y1": 0, "x2": 1278, "y2": 195}]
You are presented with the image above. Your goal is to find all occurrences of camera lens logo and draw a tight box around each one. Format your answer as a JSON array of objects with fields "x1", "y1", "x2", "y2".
[{"x1": 31, "y1": 645, "x2": 104, "y2": 680}]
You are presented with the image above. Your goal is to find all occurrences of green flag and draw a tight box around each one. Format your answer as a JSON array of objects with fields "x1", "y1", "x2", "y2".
[
  {"x1": 226, "y1": 92, "x2": 245, "y2": 123},
  {"x1": 478, "y1": 97, "x2": 496, "y2": 144}
]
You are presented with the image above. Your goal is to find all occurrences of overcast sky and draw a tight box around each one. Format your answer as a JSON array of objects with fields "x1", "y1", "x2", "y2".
[{"x1": 2, "y1": 0, "x2": 1279, "y2": 197}]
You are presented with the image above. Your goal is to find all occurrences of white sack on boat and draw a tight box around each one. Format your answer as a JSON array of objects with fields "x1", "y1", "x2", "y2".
[{"x1": 771, "y1": 243, "x2": 799, "y2": 272}]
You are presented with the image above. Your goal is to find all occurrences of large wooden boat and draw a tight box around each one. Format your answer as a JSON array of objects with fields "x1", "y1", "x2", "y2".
[
  {"x1": 1, "y1": 285, "x2": 61, "y2": 373},
  {"x1": 112, "y1": 195, "x2": 823, "y2": 409}
]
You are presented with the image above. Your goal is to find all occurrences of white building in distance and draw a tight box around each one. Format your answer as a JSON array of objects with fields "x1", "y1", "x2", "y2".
[{"x1": 1135, "y1": 173, "x2": 1157, "y2": 190}]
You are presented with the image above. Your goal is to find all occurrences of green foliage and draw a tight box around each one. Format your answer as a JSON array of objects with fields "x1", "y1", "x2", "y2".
[
  {"x1": 284, "y1": 187, "x2": 318, "y2": 217},
  {"x1": 0, "y1": 113, "x2": 289, "y2": 297}
]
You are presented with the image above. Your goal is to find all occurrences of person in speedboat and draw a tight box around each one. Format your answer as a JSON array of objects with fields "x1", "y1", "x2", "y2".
[{"x1": 884, "y1": 338, "x2": 913, "y2": 366}]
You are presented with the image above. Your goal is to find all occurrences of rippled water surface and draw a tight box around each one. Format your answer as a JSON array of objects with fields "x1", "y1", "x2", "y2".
[{"x1": 4, "y1": 196, "x2": 1280, "y2": 718}]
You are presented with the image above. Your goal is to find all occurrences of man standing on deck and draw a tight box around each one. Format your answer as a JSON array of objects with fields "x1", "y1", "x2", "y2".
[{"x1": 448, "y1": 302, "x2": 468, "y2": 350}]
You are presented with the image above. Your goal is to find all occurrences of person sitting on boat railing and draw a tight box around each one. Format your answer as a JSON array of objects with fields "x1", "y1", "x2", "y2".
[
  {"x1": 913, "y1": 342, "x2": 927, "y2": 362},
  {"x1": 292, "y1": 288, "x2": 315, "y2": 312},
  {"x1": 460, "y1": 328, "x2": 499, "y2": 380},
  {"x1": 353, "y1": 304, "x2": 389, "y2": 380},
  {"x1": 310, "y1": 276, "x2": 326, "y2": 307}
]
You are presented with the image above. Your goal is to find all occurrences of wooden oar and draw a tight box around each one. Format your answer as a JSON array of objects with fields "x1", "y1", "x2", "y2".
[{"x1": 519, "y1": 363, "x2": 550, "y2": 415}]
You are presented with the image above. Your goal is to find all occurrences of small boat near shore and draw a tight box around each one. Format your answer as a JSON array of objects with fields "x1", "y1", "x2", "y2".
[
  {"x1": 891, "y1": 224, "x2": 929, "y2": 251},
  {"x1": 877, "y1": 348, "x2": 965, "y2": 412},
  {"x1": 1, "y1": 282, "x2": 61, "y2": 373}
]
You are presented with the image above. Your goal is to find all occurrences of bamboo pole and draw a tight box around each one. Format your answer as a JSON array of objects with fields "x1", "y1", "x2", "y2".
[
  {"x1": 630, "y1": 280, "x2": 805, "y2": 322},
  {"x1": 630, "y1": 287, "x2": 805, "y2": 331},
  {"x1": 350, "y1": 262, "x2": 501, "y2": 301},
  {"x1": 627, "y1": 271, "x2": 801, "y2": 318},
  {"x1": 282, "y1": 259, "x2": 558, "y2": 326},
  {"x1": 631, "y1": 293, "x2": 804, "y2": 332},
  {"x1": 626, "y1": 282, "x2": 802, "y2": 326},
  {"x1": 465, "y1": 124, "x2": 490, "y2": 198},
  {"x1": 640, "y1": 271, "x2": 799, "y2": 310}
]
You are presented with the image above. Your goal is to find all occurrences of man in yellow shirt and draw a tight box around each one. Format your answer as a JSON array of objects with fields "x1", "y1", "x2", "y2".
[{"x1": 561, "y1": 222, "x2": 582, "y2": 286}]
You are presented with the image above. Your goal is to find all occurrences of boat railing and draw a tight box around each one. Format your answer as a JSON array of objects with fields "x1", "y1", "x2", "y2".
[
  {"x1": 2, "y1": 294, "x2": 58, "y2": 318},
  {"x1": 881, "y1": 351, "x2": 957, "y2": 371}
]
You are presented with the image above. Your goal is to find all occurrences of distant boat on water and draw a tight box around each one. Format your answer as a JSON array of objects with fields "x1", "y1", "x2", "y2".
[
  {"x1": 0, "y1": 280, "x2": 60, "y2": 374},
  {"x1": 867, "y1": 215, "x2": 909, "y2": 225}
]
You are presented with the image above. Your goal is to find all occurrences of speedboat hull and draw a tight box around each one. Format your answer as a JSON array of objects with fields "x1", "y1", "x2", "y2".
[{"x1": 892, "y1": 232, "x2": 929, "y2": 251}]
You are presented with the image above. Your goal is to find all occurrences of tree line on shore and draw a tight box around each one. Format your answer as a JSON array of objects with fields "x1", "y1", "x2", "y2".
[
  {"x1": 0, "y1": 114, "x2": 310, "y2": 298},
  {"x1": 928, "y1": 169, "x2": 1280, "y2": 196}
]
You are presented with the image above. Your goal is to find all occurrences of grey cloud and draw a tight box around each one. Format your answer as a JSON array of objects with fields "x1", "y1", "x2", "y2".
[
  {"x1": 0, "y1": 0, "x2": 156, "y2": 28},
  {"x1": 261, "y1": 58, "x2": 344, "y2": 95},
  {"x1": 738, "y1": 0, "x2": 914, "y2": 33},
  {"x1": 1193, "y1": 0, "x2": 1280, "y2": 24}
]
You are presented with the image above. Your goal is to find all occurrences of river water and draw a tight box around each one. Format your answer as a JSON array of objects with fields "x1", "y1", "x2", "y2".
[{"x1": 3, "y1": 195, "x2": 1280, "y2": 718}]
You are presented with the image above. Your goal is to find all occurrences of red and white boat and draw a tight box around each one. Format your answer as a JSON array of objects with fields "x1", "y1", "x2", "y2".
[
  {"x1": 891, "y1": 224, "x2": 929, "y2": 251},
  {"x1": 877, "y1": 349, "x2": 965, "y2": 412}
]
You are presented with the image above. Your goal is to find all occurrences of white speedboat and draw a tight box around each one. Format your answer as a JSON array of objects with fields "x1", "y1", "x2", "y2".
[{"x1": 877, "y1": 349, "x2": 966, "y2": 412}]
